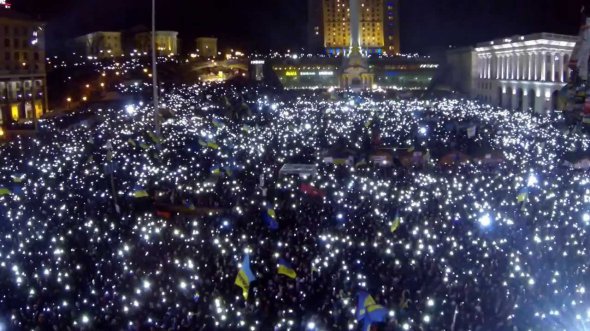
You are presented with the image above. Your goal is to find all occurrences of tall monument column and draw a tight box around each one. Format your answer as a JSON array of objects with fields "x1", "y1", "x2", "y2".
[
  {"x1": 339, "y1": 0, "x2": 373, "y2": 90},
  {"x1": 350, "y1": 0, "x2": 361, "y2": 51}
]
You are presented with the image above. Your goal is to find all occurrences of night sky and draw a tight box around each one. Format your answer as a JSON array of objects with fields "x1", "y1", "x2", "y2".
[{"x1": 10, "y1": 0, "x2": 588, "y2": 54}]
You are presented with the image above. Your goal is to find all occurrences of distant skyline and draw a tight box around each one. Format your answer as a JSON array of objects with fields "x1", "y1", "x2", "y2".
[{"x1": 11, "y1": 0, "x2": 587, "y2": 54}]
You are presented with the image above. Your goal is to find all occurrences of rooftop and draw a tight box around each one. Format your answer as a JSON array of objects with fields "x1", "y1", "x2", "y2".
[{"x1": 475, "y1": 32, "x2": 577, "y2": 51}]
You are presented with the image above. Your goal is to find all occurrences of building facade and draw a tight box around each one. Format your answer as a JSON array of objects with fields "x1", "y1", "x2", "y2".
[
  {"x1": 473, "y1": 33, "x2": 576, "y2": 113},
  {"x1": 135, "y1": 31, "x2": 178, "y2": 56},
  {"x1": 196, "y1": 37, "x2": 218, "y2": 59},
  {"x1": 0, "y1": 9, "x2": 47, "y2": 129},
  {"x1": 74, "y1": 31, "x2": 123, "y2": 58},
  {"x1": 271, "y1": 55, "x2": 438, "y2": 90},
  {"x1": 308, "y1": 0, "x2": 400, "y2": 55}
]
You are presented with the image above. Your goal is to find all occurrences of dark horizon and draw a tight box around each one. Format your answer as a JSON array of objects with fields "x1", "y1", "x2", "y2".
[{"x1": 11, "y1": 0, "x2": 587, "y2": 55}]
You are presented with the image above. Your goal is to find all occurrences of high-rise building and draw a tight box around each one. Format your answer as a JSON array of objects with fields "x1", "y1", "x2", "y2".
[
  {"x1": 383, "y1": 0, "x2": 400, "y2": 54},
  {"x1": 0, "y1": 8, "x2": 48, "y2": 129},
  {"x1": 308, "y1": 0, "x2": 400, "y2": 55}
]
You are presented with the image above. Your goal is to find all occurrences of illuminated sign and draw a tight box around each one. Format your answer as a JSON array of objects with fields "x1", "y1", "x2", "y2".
[
  {"x1": 318, "y1": 71, "x2": 334, "y2": 76},
  {"x1": 285, "y1": 71, "x2": 298, "y2": 77},
  {"x1": 300, "y1": 72, "x2": 316, "y2": 76}
]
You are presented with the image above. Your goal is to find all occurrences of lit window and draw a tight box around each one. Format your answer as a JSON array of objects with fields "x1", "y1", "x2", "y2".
[{"x1": 11, "y1": 103, "x2": 19, "y2": 121}]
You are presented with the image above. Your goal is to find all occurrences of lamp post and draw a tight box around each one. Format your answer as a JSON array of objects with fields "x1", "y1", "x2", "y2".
[{"x1": 152, "y1": 0, "x2": 160, "y2": 138}]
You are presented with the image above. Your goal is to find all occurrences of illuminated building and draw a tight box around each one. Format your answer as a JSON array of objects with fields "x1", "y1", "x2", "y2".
[
  {"x1": 74, "y1": 31, "x2": 123, "y2": 59},
  {"x1": 135, "y1": 31, "x2": 178, "y2": 56},
  {"x1": 0, "y1": 8, "x2": 47, "y2": 129},
  {"x1": 308, "y1": 0, "x2": 400, "y2": 55},
  {"x1": 196, "y1": 37, "x2": 218, "y2": 59},
  {"x1": 271, "y1": 55, "x2": 437, "y2": 90},
  {"x1": 465, "y1": 33, "x2": 576, "y2": 113}
]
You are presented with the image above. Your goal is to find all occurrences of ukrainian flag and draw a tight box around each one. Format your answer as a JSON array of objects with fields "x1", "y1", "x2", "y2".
[
  {"x1": 390, "y1": 213, "x2": 401, "y2": 233},
  {"x1": 224, "y1": 167, "x2": 234, "y2": 177},
  {"x1": 263, "y1": 208, "x2": 279, "y2": 230},
  {"x1": 207, "y1": 140, "x2": 220, "y2": 150},
  {"x1": 235, "y1": 254, "x2": 256, "y2": 300},
  {"x1": 277, "y1": 258, "x2": 297, "y2": 279},
  {"x1": 199, "y1": 138, "x2": 220, "y2": 150},
  {"x1": 0, "y1": 187, "x2": 11, "y2": 196},
  {"x1": 356, "y1": 291, "x2": 387, "y2": 331},
  {"x1": 11, "y1": 174, "x2": 24, "y2": 183},
  {"x1": 332, "y1": 158, "x2": 348, "y2": 165},
  {"x1": 517, "y1": 187, "x2": 528, "y2": 203},
  {"x1": 132, "y1": 186, "x2": 149, "y2": 198},
  {"x1": 147, "y1": 132, "x2": 161, "y2": 144},
  {"x1": 211, "y1": 165, "x2": 222, "y2": 176},
  {"x1": 212, "y1": 118, "x2": 225, "y2": 129}
]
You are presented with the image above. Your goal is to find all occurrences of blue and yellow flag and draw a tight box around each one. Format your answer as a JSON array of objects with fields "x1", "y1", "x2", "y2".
[
  {"x1": 356, "y1": 291, "x2": 387, "y2": 331},
  {"x1": 332, "y1": 158, "x2": 348, "y2": 166},
  {"x1": 212, "y1": 118, "x2": 225, "y2": 129},
  {"x1": 139, "y1": 140, "x2": 149, "y2": 150},
  {"x1": 390, "y1": 213, "x2": 401, "y2": 233},
  {"x1": 263, "y1": 208, "x2": 279, "y2": 230},
  {"x1": 207, "y1": 141, "x2": 220, "y2": 150},
  {"x1": 132, "y1": 186, "x2": 149, "y2": 198},
  {"x1": 235, "y1": 254, "x2": 256, "y2": 300},
  {"x1": 517, "y1": 187, "x2": 528, "y2": 203},
  {"x1": 0, "y1": 187, "x2": 11, "y2": 196},
  {"x1": 199, "y1": 138, "x2": 220, "y2": 150},
  {"x1": 278, "y1": 258, "x2": 297, "y2": 279},
  {"x1": 147, "y1": 132, "x2": 161, "y2": 144},
  {"x1": 241, "y1": 125, "x2": 252, "y2": 134},
  {"x1": 211, "y1": 165, "x2": 222, "y2": 176},
  {"x1": 11, "y1": 174, "x2": 24, "y2": 183}
]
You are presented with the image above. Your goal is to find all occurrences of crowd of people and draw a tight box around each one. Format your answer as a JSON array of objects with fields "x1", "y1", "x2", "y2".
[{"x1": 0, "y1": 81, "x2": 588, "y2": 331}]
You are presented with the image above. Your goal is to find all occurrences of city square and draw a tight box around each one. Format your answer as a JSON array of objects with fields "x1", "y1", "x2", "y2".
[{"x1": 0, "y1": 0, "x2": 588, "y2": 330}]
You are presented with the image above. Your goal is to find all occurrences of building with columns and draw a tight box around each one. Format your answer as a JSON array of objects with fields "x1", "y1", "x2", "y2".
[
  {"x1": 73, "y1": 31, "x2": 123, "y2": 59},
  {"x1": 0, "y1": 9, "x2": 48, "y2": 131},
  {"x1": 135, "y1": 31, "x2": 178, "y2": 56},
  {"x1": 473, "y1": 33, "x2": 576, "y2": 113}
]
